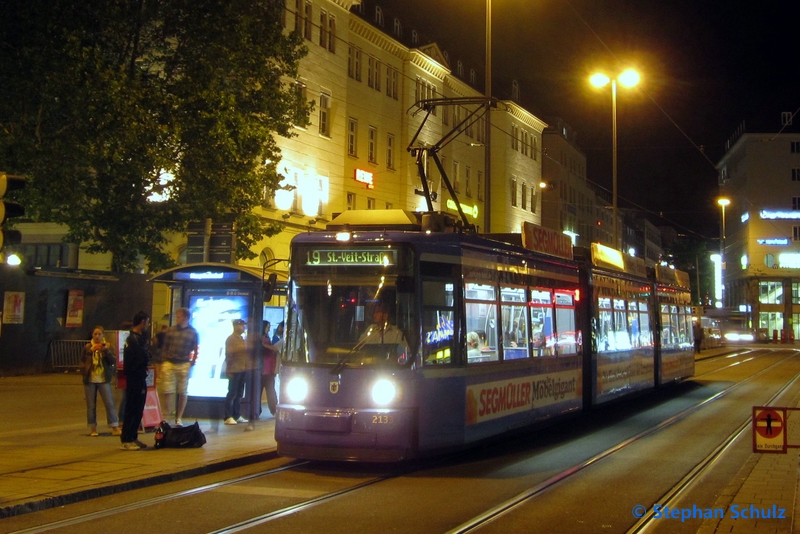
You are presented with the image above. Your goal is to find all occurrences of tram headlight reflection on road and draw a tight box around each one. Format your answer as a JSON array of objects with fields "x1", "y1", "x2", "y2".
[
  {"x1": 371, "y1": 379, "x2": 396, "y2": 405},
  {"x1": 286, "y1": 377, "x2": 309, "y2": 403}
]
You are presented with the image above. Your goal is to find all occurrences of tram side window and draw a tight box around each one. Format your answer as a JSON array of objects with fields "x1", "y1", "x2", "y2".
[
  {"x1": 501, "y1": 286, "x2": 529, "y2": 360},
  {"x1": 465, "y1": 282, "x2": 498, "y2": 362},
  {"x1": 676, "y1": 305, "x2": 690, "y2": 346},
  {"x1": 422, "y1": 280, "x2": 455, "y2": 365},
  {"x1": 660, "y1": 304, "x2": 675, "y2": 347},
  {"x1": 612, "y1": 298, "x2": 632, "y2": 350},
  {"x1": 627, "y1": 301, "x2": 642, "y2": 348},
  {"x1": 638, "y1": 302, "x2": 652, "y2": 347},
  {"x1": 530, "y1": 288, "x2": 553, "y2": 356},
  {"x1": 597, "y1": 297, "x2": 613, "y2": 352},
  {"x1": 554, "y1": 291, "x2": 578, "y2": 355}
]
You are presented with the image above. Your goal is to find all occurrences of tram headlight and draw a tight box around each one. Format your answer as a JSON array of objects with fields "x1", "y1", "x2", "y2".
[
  {"x1": 371, "y1": 379, "x2": 396, "y2": 405},
  {"x1": 286, "y1": 377, "x2": 309, "y2": 403}
]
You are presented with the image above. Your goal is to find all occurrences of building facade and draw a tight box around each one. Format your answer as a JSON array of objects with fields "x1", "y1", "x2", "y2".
[{"x1": 717, "y1": 132, "x2": 800, "y2": 339}]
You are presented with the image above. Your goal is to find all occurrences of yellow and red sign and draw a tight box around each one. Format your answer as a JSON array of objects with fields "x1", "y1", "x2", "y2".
[
  {"x1": 753, "y1": 406, "x2": 786, "y2": 453},
  {"x1": 466, "y1": 370, "x2": 581, "y2": 425}
]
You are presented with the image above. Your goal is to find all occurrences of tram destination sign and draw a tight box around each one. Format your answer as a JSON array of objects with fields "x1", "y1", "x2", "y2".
[{"x1": 304, "y1": 248, "x2": 396, "y2": 267}]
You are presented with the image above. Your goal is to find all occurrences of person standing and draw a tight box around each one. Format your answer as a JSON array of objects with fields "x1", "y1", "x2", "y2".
[
  {"x1": 80, "y1": 326, "x2": 121, "y2": 437},
  {"x1": 260, "y1": 321, "x2": 282, "y2": 417},
  {"x1": 161, "y1": 308, "x2": 199, "y2": 426},
  {"x1": 224, "y1": 319, "x2": 250, "y2": 425},
  {"x1": 120, "y1": 312, "x2": 151, "y2": 450}
]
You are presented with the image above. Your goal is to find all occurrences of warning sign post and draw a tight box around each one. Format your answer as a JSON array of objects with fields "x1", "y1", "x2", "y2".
[{"x1": 753, "y1": 406, "x2": 787, "y2": 453}]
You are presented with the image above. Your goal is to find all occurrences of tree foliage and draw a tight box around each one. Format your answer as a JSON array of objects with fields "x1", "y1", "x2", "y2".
[{"x1": 0, "y1": 0, "x2": 310, "y2": 272}]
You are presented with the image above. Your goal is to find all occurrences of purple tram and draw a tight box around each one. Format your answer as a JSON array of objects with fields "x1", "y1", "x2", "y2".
[{"x1": 274, "y1": 210, "x2": 693, "y2": 462}]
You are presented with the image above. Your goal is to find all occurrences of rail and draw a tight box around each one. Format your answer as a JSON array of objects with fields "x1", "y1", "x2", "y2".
[{"x1": 48, "y1": 340, "x2": 87, "y2": 369}]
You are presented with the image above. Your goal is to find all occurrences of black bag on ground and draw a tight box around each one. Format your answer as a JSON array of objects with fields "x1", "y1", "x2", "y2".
[{"x1": 154, "y1": 421, "x2": 206, "y2": 449}]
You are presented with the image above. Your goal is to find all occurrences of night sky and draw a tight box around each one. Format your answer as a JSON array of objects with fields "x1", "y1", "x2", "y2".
[{"x1": 378, "y1": 0, "x2": 800, "y2": 240}]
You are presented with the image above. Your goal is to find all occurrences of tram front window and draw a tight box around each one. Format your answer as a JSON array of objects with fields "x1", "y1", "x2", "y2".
[{"x1": 285, "y1": 280, "x2": 416, "y2": 367}]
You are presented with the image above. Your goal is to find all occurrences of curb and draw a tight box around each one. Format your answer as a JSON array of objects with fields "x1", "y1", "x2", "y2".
[{"x1": 0, "y1": 449, "x2": 279, "y2": 519}]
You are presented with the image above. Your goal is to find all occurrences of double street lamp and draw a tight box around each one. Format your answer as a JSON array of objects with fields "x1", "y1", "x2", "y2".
[{"x1": 590, "y1": 69, "x2": 641, "y2": 249}]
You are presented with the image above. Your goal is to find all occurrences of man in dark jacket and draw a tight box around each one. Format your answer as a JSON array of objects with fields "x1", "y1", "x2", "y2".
[{"x1": 120, "y1": 311, "x2": 151, "y2": 450}]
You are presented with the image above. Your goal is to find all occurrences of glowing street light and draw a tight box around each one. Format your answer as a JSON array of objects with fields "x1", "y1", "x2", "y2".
[
  {"x1": 590, "y1": 68, "x2": 641, "y2": 249},
  {"x1": 717, "y1": 197, "x2": 730, "y2": 307}
]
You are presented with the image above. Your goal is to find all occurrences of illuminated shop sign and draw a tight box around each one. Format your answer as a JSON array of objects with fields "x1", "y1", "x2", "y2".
[
  {"x1": 757, "y1": 238, "x2": 789, "y2": 246},
  {"x1": 304, "y1": 249, "x2": 396, "y2": 267},
  {"x1": 522, "y1": 222, "x2": 574, "y2": 260},
  {"x1": 445, "y1": 198, "x2": 479, "y2": 219},
  {"x1": 354, "y1": 169, "x2": 374, "y2": 189},
  {"x1": 174, "y1": 271, "x2": 241, "y2": 281},
  {"x1": 760, "y1": 210, "x2": 800, "y2": 220}
]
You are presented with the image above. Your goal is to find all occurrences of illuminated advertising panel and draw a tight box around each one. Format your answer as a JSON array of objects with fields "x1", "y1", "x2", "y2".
[{"x1": 187, "y1": 291, "x2": 250, "y2": 398}]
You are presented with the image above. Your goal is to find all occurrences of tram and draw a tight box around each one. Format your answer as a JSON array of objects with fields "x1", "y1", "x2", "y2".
[{"x1": 274, "y1": 210, "x2": 694, "y2": 462}]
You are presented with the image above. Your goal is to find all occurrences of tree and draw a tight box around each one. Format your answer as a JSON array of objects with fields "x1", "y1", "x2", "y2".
[
  {"x1": 0, "y1": 0, "x2": 310, "y2": 272},
  {"x1": 665, "y1": 237, "x2": 715, "y2": 306}
]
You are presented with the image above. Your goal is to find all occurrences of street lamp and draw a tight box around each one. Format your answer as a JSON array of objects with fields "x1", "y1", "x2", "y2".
[
  {"x1": 590, "y1": 69, "x2": 641, "y2": 249},
  {"x1": 484, "y1": 0, "x2": 492, "y2": 233},
  {"x1": 717, "y1": 197, "x2": 730, "y2": 307}
]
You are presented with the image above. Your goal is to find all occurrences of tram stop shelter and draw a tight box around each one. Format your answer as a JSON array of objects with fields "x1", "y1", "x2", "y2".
[{"x1": 149, "y1": 263, "x2": 266, "y2": 419}]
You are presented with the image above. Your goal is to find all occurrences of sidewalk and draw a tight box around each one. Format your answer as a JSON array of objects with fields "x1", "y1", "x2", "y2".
[{"x1": 0, "y1": 373, "x2": 277, "y2": 519}]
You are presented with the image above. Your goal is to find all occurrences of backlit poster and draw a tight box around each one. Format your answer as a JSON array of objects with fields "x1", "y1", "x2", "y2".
[{"x1": 187, "y1": 291, "x2": 250, "y2": 398}]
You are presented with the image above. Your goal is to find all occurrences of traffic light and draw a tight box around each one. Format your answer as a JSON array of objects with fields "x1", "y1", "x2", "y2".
[{"x1": 0, "y1": 172, "x2": 26, "y2": 253}]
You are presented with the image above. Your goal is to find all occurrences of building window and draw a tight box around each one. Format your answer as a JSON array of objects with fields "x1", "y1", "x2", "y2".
[
  {"x1": 469, "y1": 69, "x2": 476, "y2": 86},
  {"x1": 477, "y1": 115, "x2": 485, "y2": 144},
  {"x1": 511, "y1": 124, "x2": 519, "y2": 151},
  {"x1": 294, "y1": 0, "x2": 302, "y2": 34},
  {"x1": 393, "y1": 18, "x2": 402, "y2": 38},
  {"x1": 511, "y1": 176, "x2": 518, "y2": 207},
  {"x1": 521, "y1": 183, "x2": 527, "y2": 210},
  {"x1": 456, "y1": 61, "x2": 463, "y2": 77},
  {"x1": 368, "y1": 126, "x2": 377, "y2": 163},
  {"x1": 794, "y1": 226, "x2": 800, "y2": 241},
  {"x1": 531, "y1": 186, "x2": 536, "y2": 213},
  {"x1": 793, "y1": 197, "x2": 800, "y2": 210},
  {"x1": 532, "y1": 136, "x2": 537, "y2": 160},
  {"x1": 304, "y1": 1, "x2": 312, "y2": 40},
  {"x1": 759, "y1": 281, "x2": 784, "y2": 304},
  {"x1": 386, "y1": 66, "x2": 398, "y2": 99},
  {"x1": 793, "y1": 169, "x2": 800, "y2": 181},
  {"x1": 442, "y1": 106, "x2": 449, "y2": 126},
  {"x1": 320, "y1": 11, "x2": 328, "y2": 48},
  {"x1": 348, "y1": 118, "x2": 358, "y2": 157},
  {"x1": 386, "y1": 202, "x2": 393, "y2": 209},
  {"x1": 387, "y1": 133, "x2": 395, "y2": 169},
  {"x1": 319, "y1": 93, "x2": 330, "y2": 136},
  {"x1": 452, "y1": 160, "x2": 460, "y2": 193},
  {"x1": 792, "y1": 141, "x2": 800, "y2": 153},
  {"x1": 347, "y1": 192, "x2": 356, "y2": 210},
  {"x1": 477, "y1": 171, "x2": 483, "y2": 201},
  {"x1": 327, "y1": 16, "x2": 336, "y2": 52},
  {"x1": 522, "y1": 130, "x2": 529, "y2": 156},
  {"x1": 375, "y1": 6, "x2": 384, "y2": 26},
  {"x1": 348, "y1": 45, "x2": 361, "y2": 81},
  {"x1": 465, "y1": 166, "x2": 472, "y2": 197},
  {"x1": 411, "y1": 30, "x2": 419, "y2": 45},
  {"x1": 367, "y1": 197, "x2": 376, "y2": 210},
  {"x1": 368, "y1": 58, "x2": 381, "y2": 91}
]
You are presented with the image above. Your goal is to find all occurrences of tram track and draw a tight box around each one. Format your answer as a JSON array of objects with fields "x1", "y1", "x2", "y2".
[
  {"x1": 16, "y1": 349, "x2": 795, "y2": 534},
  {"x1": 445, "y1": 348, "x2": 800, "y2": 533}
]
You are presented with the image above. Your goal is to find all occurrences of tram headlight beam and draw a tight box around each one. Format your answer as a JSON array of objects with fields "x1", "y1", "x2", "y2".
[
  {"x1": 286, "y1": 376, "x2": 309, "y2": 403},
  {"x1": 371, "y1": 379, "x2": 397, "y2": 405}
]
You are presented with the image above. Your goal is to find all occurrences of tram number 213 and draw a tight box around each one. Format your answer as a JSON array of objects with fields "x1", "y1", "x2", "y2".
[{"x1": 372, "y1": 414, "x2": 393, "y2": 424}]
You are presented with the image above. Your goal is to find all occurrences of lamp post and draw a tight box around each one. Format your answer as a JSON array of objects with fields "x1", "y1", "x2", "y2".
[
  {"x1": 590, "y1": 69, "x2": 640, "y2": 249},
  {"x1": 717, "y1": 197, "x2": 730, "y2": 307},
  {"x1": 483, "y1": 0, "x2": 492, "y2": 233}
]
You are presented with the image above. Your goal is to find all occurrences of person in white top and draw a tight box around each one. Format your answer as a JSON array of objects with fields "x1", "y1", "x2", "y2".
[{"x1": 358, "y1": 303, "x2": 407, "y2": 346}]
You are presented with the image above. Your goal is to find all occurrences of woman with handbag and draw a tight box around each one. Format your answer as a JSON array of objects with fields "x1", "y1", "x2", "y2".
[{"x1": 80, "y1": 326, "x2": 121, "y2": 436}]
